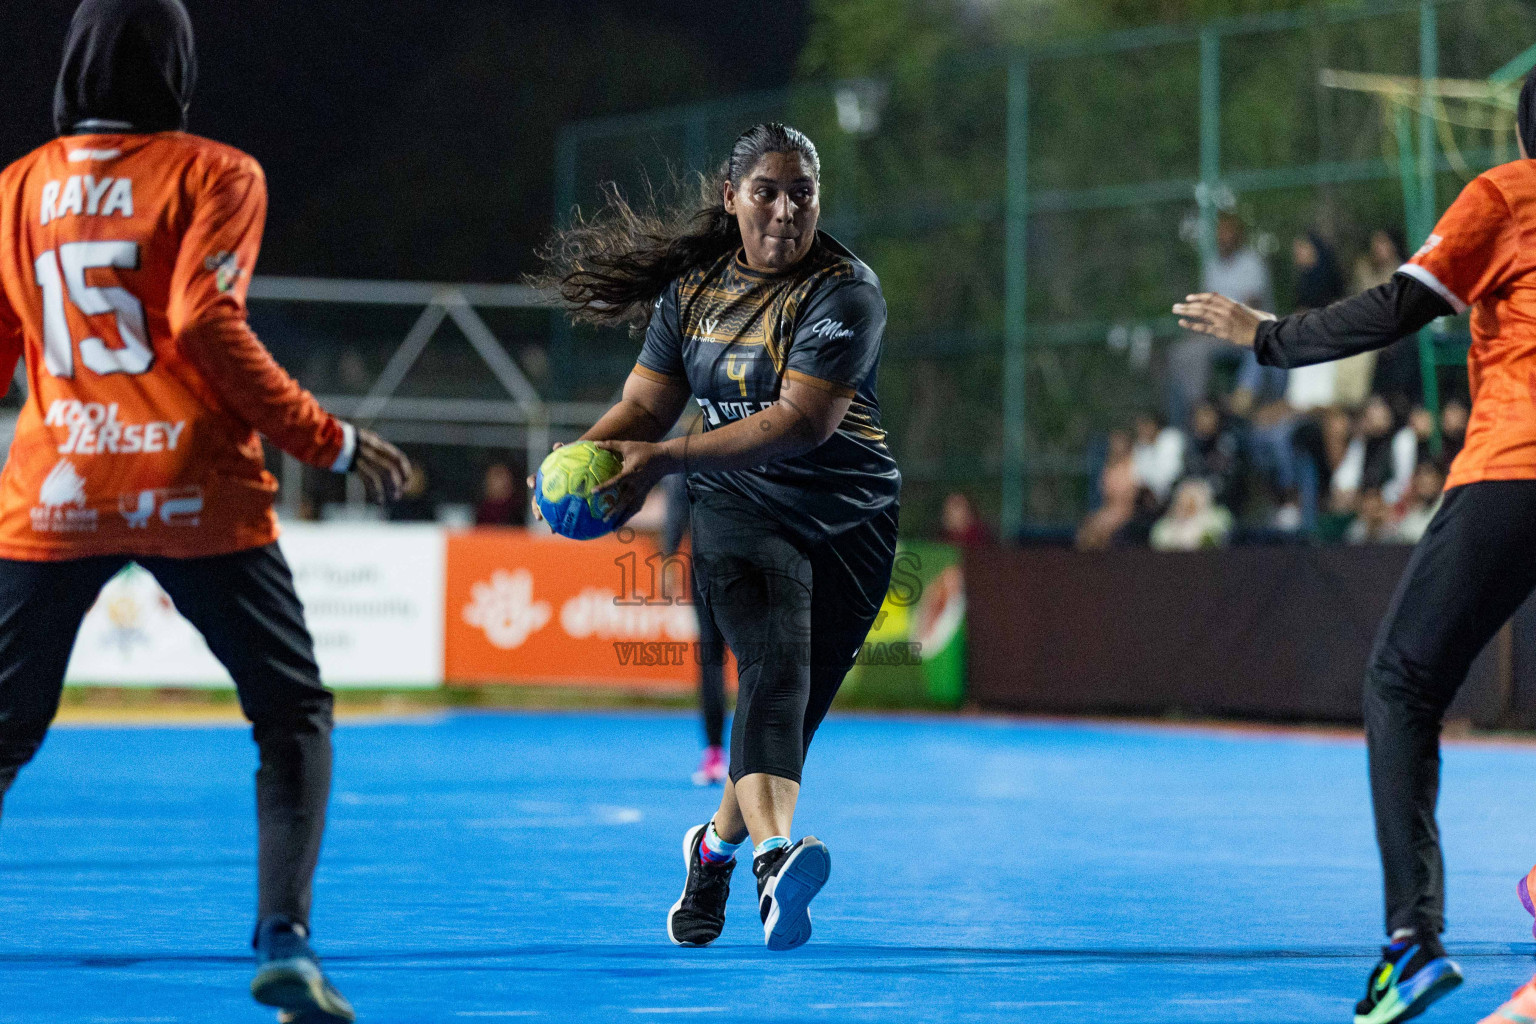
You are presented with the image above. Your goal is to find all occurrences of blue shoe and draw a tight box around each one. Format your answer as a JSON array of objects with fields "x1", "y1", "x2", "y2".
[
  {"x1": 753, "y1": 837, "x2": 830, "y2": 951},
  {"x1": 251, "y1": 917, "x2": 356, "y2": 1024},
  {"x1": 1353, "y1": 935, "x2": 1463, "y2": 1024}
]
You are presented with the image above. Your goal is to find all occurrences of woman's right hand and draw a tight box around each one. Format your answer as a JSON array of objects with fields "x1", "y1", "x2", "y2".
[
  {"x1": 527, "y1": 441, "x2": 563, "y2": 522},
  {"x1": 1173, "y1": 292, "x2": 1275, "y2": 348}
]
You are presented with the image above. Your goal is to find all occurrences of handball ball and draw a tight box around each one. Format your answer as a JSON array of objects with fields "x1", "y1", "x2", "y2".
[{"x1": 535, "y1": 441, "x2": 623, "y2": 540}]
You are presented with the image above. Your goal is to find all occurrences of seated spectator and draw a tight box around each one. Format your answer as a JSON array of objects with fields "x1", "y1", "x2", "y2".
[
  {"x1": 1394, "y1": 462, "x2": 1445, "y2": 543},
  {"x1": 1150, "y1": 478, "x2": 1233, "y2": 551},
  {"x1": 1077, "y1": 431, "x2": 1137, "y2": 550},
  {"x1": 1346, "y1": 488, "x2": 1393, "y2": 545},
  {"x1": 385, "y1": 464, "x2": 435, "y2": 522},
  {"x1": 1132, "y1": 412, "x2": 1185, "y2": 504},
  {"x1": 1439, "y1": 398, "x2": 1468, "y2": 468},
  {"x1": 476, "y1": 463, "x2": 523, "y2": 526},
  {"x1": 1334, "y1": 396, "x2": 1416, "y2": 508},
  {"x1": 1183, "y1": 400, "x2": 1245, "y2": 513},
  {"x1": 941, "y1": 493, "x2": 993, "y2": 547}
]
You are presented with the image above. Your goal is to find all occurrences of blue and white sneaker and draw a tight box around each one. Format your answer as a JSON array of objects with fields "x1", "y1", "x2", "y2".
[
  {"x1": 1353, "y1": 935, "x2": 1462, "y2": 1024},
  {"x1": 251, "y1": 917, "x2": 356, "y2": 1023},
  {"x1": 753, "y1": 837, "x2": 831, "y2": 951}
]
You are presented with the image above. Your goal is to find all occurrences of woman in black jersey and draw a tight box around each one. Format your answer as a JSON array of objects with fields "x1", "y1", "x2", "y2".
[{"x1": 535, "y1": 123, "x2": 900, "y2": 950}]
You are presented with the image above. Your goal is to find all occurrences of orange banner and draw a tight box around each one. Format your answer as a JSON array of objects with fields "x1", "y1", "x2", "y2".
[{"x1": 446, "y1": 528, "x2": 724, "y2": 688}]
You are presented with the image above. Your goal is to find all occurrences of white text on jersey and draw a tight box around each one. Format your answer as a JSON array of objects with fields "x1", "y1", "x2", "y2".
[
  {"x1": 44, "y1": 400, "x2": 186, "y2": 456},
  {"x1": 39, "y1": 176, "x2": 133, "y2": 226}
]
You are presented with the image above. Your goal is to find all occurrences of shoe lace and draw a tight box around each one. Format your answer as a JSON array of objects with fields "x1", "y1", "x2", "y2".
[{"x1": 687, "y1": 858, "x2": 732, "y2": 907}]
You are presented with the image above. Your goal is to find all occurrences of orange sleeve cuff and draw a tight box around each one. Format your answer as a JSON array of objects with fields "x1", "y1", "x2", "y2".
[
  {"x1": 632, "y1": 362, "x2": 684, "y2": 385},
  {"x1": 785, "y1": 369, "x2": 856, "y2": 399}
]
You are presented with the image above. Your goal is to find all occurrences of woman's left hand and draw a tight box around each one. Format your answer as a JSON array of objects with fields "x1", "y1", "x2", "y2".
[{"x1": 592, "y1": 440, "x2": 680, "y2": 527}]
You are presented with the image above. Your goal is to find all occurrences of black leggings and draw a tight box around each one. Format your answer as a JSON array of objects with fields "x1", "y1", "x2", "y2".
[
  {"x1": 690, "y1": 489, "x2": 898, "y2": 784},
  {"x1": 694, "y1": 567, "x2": 727, "y2": 748},
  {"x1": 0, "y1": 543, "x2": 334, "y2": 928},
  {"x1": 1365, "y1": 480, "x2": 1536, "y2": 937}
]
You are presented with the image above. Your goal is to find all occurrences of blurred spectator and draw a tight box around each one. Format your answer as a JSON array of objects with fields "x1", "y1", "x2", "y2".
[
  {"x1": 1131, "y1": 412, "x2": 1185, "y2": 504},
  {"x1": 940, "y1": 493, "x2": 993, "y2": 547},
  {"x1": 386, "y1": 464, "x2": 435, "y2": 522},
  {"x1": 1346, "y1": 488, "x2": 1393, "y2": 544},
  {"x1": 1394, "y1": 462, "x2": 1446, "y2": 543},
  {"x1": 1150, "y1": 478, "x2": 1233, "y2": 551},
  {"x1": 1284, "y1": 233, "x2": 1350, "y2": 411},
  {"x1": 1439, "y1": 398, "x2": 1468, "y2": 467},
  {"x1": 476, "y1": 463, "x2": 523, "y2": 526},
  {"x1": 1354, "y1": 229, "x2": 1422, "y2": 405},
  {"x1": 1168, "y1": 212, "x2": 1276, "y2": 428},
  {"x1": 1334, "y1": 396, "x2": 1416, "y2": 507},
  {"x1": 1182, "y1": 400, "x2": 1245, "y2": 512},
  {"x1": 1077, "y1": 431, "x2": 1138, "y2": 550}
]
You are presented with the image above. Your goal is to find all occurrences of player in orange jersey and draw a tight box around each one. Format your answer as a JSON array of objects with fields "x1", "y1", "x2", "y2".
[
  {"x1": 0, "y1": 1, "x2": 410, "y2": 1021},
  {"x1": 1173, "y1": 66, "x2": 1536, "y2": 1024}
]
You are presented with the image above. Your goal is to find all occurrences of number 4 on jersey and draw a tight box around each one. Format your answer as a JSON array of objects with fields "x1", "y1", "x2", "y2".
[{"x1": 33, "y1": 241, "x2": 153, "y2": 378}]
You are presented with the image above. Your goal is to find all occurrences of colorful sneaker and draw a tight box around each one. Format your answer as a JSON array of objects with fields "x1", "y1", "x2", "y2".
[
  {"x1": 753, "y1": 837, "x2": 831, "y2": 951},
  {"x1": 1518, "y1": 866, "x2": 1536, "y2": 939},
  {"x1": 1353, "y1": 935, "x2": 1462, "y2": 1024},
  {"x1": 251, "y1": 917, "x2": 356, "y2": 1024},
  {"x1": 667, "y1": 823, "x2": 734, "y2": 947},
  {"x1": 692, "y1": 746, "x2": 727, "y2": 787},
  {"x1": 1480, "y1": 979, "x2": 1536, "y2": 1024}
]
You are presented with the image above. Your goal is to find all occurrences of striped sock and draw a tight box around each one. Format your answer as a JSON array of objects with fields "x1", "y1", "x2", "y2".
[
  {"x1": 699, "y1": 822, "x2": 743, "y2": 864},
  {"x1": 753, "y1": 835, "x2": 790, "y2": 859}
]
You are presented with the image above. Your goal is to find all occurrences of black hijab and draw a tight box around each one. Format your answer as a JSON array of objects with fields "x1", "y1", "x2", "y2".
[
  {"x1": 53, "y1": 0, "x2": 196, "y2": 136},
  {"x1": 1521, "y1": 66, "x2": 1536, "y2": 158}
]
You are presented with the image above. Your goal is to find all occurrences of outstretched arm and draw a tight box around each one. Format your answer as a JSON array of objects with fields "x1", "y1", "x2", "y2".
[{"x1": 1174, "y1": 273, "x2": 1454, "y2": 370}]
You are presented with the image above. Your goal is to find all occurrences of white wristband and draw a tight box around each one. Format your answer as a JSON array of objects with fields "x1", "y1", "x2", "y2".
[{"x1": 330, "y1": 421, "x2": 357, "y2": 473}]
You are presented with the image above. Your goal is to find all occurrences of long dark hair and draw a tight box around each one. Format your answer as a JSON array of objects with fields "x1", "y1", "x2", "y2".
[{"x1": 533, "y1": 122, "x2": 821, "y2": 330}]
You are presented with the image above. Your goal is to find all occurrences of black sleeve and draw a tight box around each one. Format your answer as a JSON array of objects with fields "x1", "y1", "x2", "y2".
[
  {"x1": 784, "y1": 278, "x2": 886, "y2": 398},
  {"x1": 1253, "y1": 272, "x2": 1454, "y2": 369},
  {"x1": 634, "y1": 279, "x2": 686, "y2": 383}
]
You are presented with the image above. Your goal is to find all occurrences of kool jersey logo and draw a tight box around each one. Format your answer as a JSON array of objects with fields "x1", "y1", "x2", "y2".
[{"x1": 30, "y1": 459, "x2": 97, "y2": 533}]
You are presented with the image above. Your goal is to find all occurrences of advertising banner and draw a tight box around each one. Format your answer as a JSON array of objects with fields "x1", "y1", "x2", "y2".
[
  {"x1": 65, "y1": 524, "x2": 446, "y2": 688},
  {"x1": 445, "y1": 529, "x2": 705, "y2": 688},
  {"x1": 836, "y1": 540, "x2": 966, "y2": 708}
]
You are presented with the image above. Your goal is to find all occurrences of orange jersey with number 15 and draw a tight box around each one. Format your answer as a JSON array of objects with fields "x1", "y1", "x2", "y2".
[{"x1": 0, "y1": 131, "x2": 352, "y2": 561}]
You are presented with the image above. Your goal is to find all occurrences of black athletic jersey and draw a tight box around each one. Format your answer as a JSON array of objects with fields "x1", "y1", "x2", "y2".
[{"x1": 634, "y1": 232, "x2": 901, "y2": 540}]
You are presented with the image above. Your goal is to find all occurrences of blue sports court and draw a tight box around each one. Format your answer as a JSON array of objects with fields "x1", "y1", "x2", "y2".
[{"x1": 2, "y1": 712, "x2": 1535, "y2": 1023}]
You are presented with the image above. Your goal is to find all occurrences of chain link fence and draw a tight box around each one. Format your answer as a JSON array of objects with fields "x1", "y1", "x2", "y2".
[{"x1": 555, "y1": 0, "x2": 1536, "y2": 536}]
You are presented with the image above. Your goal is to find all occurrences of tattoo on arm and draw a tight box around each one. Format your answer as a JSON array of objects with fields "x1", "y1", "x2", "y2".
[{"x1": 775, "y1": 393, "x2": 819, "y2": 442}]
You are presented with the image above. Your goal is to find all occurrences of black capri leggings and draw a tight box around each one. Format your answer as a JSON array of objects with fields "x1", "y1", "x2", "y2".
[
  {"x1": 0, "y1": 543, "x2": 334, "y2": 928},
  {"x1": 689, "y1": 488, "x2": 898, "y2": 784},
  {"x1": 1364, "y1": 480, "x2": 1536, "y2": 938}
]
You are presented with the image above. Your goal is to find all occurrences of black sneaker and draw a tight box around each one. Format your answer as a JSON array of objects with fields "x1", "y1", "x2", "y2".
[
  {"x1": 251, "y1": 917, "x2": 356, "y2": 1024},
  {"x1": 753, "y1": 837, "x2": 831, "y2": 951},
  {"x1": 667, "y1": 823, "x2": 735, "y2": 947},
  {"x1": 1353, "y1": 932, "x2": 1463, "y2": 1024}
]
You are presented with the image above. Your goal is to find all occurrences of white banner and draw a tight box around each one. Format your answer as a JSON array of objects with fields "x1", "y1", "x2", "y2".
[{"x1": 64, "y1": 524, "x2": 446, "y2": 688}]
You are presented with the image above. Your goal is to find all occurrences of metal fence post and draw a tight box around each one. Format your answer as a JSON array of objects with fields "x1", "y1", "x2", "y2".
[
  {"x1": 1416, "y1": 0, "x2": 1442, "y2": 455},
  {"x1": 1198, "y1": 30, "x2": 1222, "y2": 267},
  {"x1": 1002, "y1": 57, "x2": 1030, "y2": 539}
]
